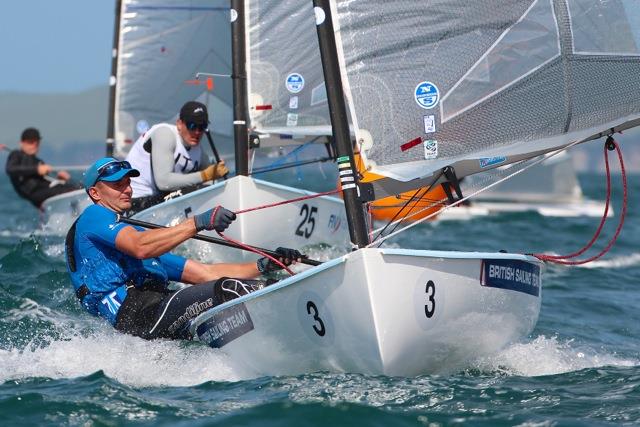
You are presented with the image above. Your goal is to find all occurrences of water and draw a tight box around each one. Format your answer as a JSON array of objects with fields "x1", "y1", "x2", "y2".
[{"x1": 1, "y1": 170, "x2": 639, "y2": 426}]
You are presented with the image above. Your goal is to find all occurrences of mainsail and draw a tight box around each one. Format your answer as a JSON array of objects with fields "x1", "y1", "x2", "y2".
[
  {"x1": 332, "y1": 0, "x2": 640, "y2": 183},
  {"x1": 110, "y1": 0, "x2": 233, "y2": 159},
  {"x1": 246, "y1": 0, "x2": 333, "y2": 145}
]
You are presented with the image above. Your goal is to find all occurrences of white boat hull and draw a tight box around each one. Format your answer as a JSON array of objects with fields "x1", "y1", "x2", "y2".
[
  {"x1": 133, "y1": 175, "x2": 349, "y2": 261},
  {"x1": 191, "y1": 248, "x2": 543, "y2": 376}
]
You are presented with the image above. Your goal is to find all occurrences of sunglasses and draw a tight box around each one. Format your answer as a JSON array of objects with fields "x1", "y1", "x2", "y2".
[
  {"x1": 97, "y1": 160, "x2": 132, "y2": 180},
  {"x1": 185, "y1": 121, "x2": 208, "y2": 132}
]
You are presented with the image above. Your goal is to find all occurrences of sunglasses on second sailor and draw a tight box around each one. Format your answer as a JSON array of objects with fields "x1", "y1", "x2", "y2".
[
  {"x1": 184, "y1": 121, "x2": 208, "y2": 132},
  {"x1": 97, "y1": 160, "x2": 133, "y2": 180}
]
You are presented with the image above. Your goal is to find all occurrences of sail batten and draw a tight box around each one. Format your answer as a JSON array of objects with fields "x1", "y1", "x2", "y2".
[{"x1": 330, "y1": 0, "x2": 640, "y2": 183}]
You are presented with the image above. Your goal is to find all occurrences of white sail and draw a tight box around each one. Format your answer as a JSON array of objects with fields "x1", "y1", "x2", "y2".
[
  {"x1": 113, "y1": 0, "x2": 233, "y2": 159},
  {"x1": 331, "y1": 0, "x2": 640, "y2": 182},
  {"x1": 246, "y1": 0, "x2": 333, "y2": 146}
]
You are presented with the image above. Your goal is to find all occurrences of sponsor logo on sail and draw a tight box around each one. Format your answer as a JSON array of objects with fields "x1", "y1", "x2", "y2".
[
  {"x1": 414, "y1": 81, "x2": 440, "y2": 109},
  {"x1": 136, "y1": 120, "x2": 150, "y2": 134},
  {"x1": 287, "y1": 113, "x2": 299, "y2": 126},
  {"x1": 479, "y1": 156, "x2": 507, "y2": 168},
  {"x1": 286, "y1": 73, "x2": 305, "y2": 93},
  {"x1": 423, "y1": 140, "x2": 438, "y2": 159},
  {"x1": 423, "y1": 115, "x2": 436, "y2": 134}
]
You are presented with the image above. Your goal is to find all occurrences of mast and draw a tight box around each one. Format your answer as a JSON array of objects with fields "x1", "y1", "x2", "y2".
[
  {"x1": 230, "y1": 0, "x2": 250, "y2": 176},
  {"x1": 106, "y1": 0, "x2": 123, "y2": 158},
  {"x1": 312, "y1": 0, "x2": 369, "y2": 247}
]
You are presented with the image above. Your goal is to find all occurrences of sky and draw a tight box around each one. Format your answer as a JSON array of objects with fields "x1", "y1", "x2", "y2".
[{"x1": 0, "y1": 0, "x2": 115, "y2": 93}]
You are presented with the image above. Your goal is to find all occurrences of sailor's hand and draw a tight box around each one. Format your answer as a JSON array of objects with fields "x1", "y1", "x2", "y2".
[
  {"x1": 37, "y1": 163, "x2": 53, "y2": 176},
  {"x1": 57, "y1": 170, "x2": 71, "y2": 181},
  {"x1": 194, "y1": 206, "x2": 237, "y2": 232},
  {"x1": 257, "y1": 247, "x2": 305, "y2": 273},
  {"x1": 200, "y1": 161, "x2": 229, "y2": 182},
  {"x1": 213, "y1": 161, "x2": 229, "y2": 179}
]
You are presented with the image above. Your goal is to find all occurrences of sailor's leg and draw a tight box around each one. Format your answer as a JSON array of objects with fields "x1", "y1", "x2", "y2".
[{"x1": 147, "y1": 278, "x2": 268, "y2": 340}]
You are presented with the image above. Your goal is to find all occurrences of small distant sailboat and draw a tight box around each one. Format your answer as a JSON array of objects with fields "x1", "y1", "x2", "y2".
[{"x1": 189, "y1": 0, "x2": 636, "y2": 376}]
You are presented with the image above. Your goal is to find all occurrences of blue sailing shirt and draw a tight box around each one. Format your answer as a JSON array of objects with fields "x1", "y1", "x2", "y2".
[{"x1": 66, "y1": 204, "x2": 186, "y2": 325}]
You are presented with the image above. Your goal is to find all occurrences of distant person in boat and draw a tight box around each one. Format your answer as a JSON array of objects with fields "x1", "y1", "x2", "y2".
[
  {"x1": 4, "y1": 127, "x2": 81, "y2": 208},
  {"x1": 65, "y1": 157, "x2": 302, "y2": 340},
  {"x1": 125, "y1": 101, "x2": 229, "y2": 213}
]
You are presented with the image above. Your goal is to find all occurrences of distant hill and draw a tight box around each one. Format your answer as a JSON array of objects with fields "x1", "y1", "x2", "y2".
[
  {"x1": 0, "y1": 86, "x2": 637, "y2": 172},
  {"x1": 0, "y1": 86, "x2": 108, "y2": 165}
]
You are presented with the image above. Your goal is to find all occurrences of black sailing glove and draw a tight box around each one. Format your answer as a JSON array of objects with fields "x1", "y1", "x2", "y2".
[
  {"x1": 257, "y1": 247, "x2": 305, "y2": 273},
  {"x1": 194, "y1": 206, "x2": 236, "y2": 232}
]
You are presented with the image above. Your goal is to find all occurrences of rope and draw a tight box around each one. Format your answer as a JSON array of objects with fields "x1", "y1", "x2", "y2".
[
  {"x1": 235, "y1": 189, "x2": 341, "y2": 214},
  {"x1": 533, "y1": 138, "x2": 627, "y2": 265},
  {"x1": 209, "y1": 206, "x2": 295, "y2": 275}
]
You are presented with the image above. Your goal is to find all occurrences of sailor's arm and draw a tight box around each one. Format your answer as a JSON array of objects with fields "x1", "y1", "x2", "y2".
[
  {"x1": 115, "y1": 219, "x2": 198, "y2": 259},
  {"x1": 151, "y1": 127, "x2": 208, "y2": 191},
  {"x1": 181, "y1": 246, "x2": 304, "y2": 284},
  {"x1": 115, "y1": 206, "x2": 236, "y2": 259},
  {"x1": 180, "y1": 260, "x2": 260, "y2": 283},
  {"x1": 5, "y1": 152, "x2": 41, "y2": 177}
]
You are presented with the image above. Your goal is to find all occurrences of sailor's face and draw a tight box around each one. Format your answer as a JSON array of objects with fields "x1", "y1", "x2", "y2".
[
  {"x1": 21, "y1": 139, "x2": 40, "y2": 155},
  {"x1": 91, "y1": 177, "x2": 133, "y2": 212},
  {"x1": 177, "y1": 119, "x2": 205, "y2": 147}
]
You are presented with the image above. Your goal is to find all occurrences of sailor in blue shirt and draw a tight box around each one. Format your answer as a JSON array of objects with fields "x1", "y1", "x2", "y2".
[{"x1": 66, "y1": 157, "x2": 303, "y2": 340}]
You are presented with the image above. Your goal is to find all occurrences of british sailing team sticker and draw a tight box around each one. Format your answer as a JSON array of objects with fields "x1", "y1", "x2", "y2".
[
  {"x1": 286, "y1": 73, "x2": 305, "y2": 93},
  {"x1": 414, "y1": 81, "x2": 440, "y2": 109},
  {"x1": 195, "y1": 303, "x2": 254, "y2": 348},
  {"x1": 481, "y1": 259, "x2": 540, "y2": 297}
]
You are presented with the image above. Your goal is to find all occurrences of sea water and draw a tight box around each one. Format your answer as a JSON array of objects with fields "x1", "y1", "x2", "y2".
[{"x1": 0, "y1": 169, "x2": 639, "y2": 426}]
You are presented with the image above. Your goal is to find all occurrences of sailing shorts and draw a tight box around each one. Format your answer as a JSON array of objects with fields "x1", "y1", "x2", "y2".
[{"x1": 114, "y1": 278, "x2": 268, "y2": 340}]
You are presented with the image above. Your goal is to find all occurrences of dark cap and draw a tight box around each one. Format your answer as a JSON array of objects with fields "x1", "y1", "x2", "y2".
[
  {"x1": 179, "y1": 101, "x2": 209, "y2": 126},
  {"x1": 21, "y1": 127, "x2": 41, "y2": 141}
]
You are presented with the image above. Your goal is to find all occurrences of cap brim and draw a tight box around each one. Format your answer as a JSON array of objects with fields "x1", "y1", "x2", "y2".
[{"x1": 99, "y1": 168, "x2": 140, "y2": 183}]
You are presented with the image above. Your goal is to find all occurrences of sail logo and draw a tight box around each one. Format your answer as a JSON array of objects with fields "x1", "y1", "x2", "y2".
[
  {"x1": 414, "y1": 81, "x2": 440, "y2": 109},
  {"x1": 136, "y1": 120, "x2": 150, "y2": 135},
  {"x1": 423, "y1": 140, "x2": 438, "y2": 159},
  {"x1": 286, "y1": 73, "x2": 305, "y2": 93},
  {"x1": 479, "y1": 156, "x2": 507, "y2": 168}
]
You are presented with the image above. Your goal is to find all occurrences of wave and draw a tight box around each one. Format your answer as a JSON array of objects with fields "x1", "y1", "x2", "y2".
[
  {"x1": 472, "y1": 335, "x2": 638, "y2": 377},
  {"x1": 0, "y1": 329, "x2": 257, "y2": 387},
  {"x1": 576, "y1": 253, "x2": 640, "y2": 269}
]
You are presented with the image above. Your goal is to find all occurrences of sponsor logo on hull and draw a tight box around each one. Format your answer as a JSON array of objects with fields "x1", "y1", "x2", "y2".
[{"x1": 196, "y1": 303, "x2": 254, "y2": 348}]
